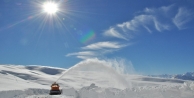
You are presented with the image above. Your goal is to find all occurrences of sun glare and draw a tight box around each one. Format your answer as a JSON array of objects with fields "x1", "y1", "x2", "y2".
[{"x1": 43, "y1": 2, "x2": 58, "y2": 14}]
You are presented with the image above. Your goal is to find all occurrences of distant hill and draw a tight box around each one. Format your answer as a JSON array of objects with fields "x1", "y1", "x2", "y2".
[
  {"x1": 149, "y1": 72, "x2": 194, "y2": 81},
  {"x1": 174, "y1": 72, "x2": 194, "y2": 81}
]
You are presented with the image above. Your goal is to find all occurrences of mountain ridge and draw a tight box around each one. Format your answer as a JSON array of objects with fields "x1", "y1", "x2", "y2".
[{"x1": 148, "y1": 72, "x2": 194, "y2": 81}]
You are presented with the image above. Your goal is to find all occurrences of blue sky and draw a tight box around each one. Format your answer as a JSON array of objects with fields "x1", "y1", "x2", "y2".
[{"x1": 0, "y1": 0, "x2": 194, "y2": 75}]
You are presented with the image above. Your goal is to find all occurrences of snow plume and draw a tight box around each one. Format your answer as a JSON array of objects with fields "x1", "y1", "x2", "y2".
[
  {"x1": 56, "y1": 58, "x2": 135, "y2": 89},
  {"x1": 104, "y1": 58, "x2": 135, "y2": 75},
  {"x1": 72, "y1": 58, "x2": 135, "y2": 74}
]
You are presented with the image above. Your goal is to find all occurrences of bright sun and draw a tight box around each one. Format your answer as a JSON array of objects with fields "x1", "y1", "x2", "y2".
[{"x1": 43, "y1": 2, "x2": 58, "y2": 14}]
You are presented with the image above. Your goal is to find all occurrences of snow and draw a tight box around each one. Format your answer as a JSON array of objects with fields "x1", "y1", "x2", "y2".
[
  {"x1": 174, "y1": 72, "x2": 194, "y2": 80},
  {"x1": 0, "y1": 59, "x2": 194, "y2": 98},
  {"x1": 149, "y1": 72, "x2": 194, "y2": 81}
]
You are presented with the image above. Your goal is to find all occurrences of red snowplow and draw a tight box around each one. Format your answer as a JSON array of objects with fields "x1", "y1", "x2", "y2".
[{"x1": 49, "y1": 82, "x2": 62, "y2": 95}]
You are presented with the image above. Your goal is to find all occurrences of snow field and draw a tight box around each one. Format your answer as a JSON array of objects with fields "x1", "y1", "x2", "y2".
[{"x1": 0, "y1": 58, "x2": 194, "y2": 98}]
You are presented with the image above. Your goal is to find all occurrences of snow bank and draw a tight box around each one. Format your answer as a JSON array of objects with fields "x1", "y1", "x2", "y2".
[
  {"x1": 60, "y1": 83, "x2": 194, "y2": 98},
  {"x1": 3, "y1": 83, "x2": 194, "y2": 98},
  {"x1": 0, "y1": 89, "x2": 49, "y2": 98}
]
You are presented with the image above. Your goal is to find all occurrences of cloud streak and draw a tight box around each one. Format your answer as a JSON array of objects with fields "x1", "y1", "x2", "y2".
[
  {"x1": 173, "y1": 7, "x2": 193, "y2": 30},
  {"x1": 103, "y1": 5, "x2": 193, "y2": 40},
  {"x1": 66, "y1": 5, "x2": 193, "y2": 59},
  {"x1": 66, "y1": 51, "x2": 96, "y2": 57},
  {"x1": 103, "y1": 27, "x2": 128, "y2": 40},
  {"x1": 66, "y1": 41, "x2": 129, "y2": 59},
  {"x1": 82, "y1": 41, "x2": 128, "y2": 50},
  {"x1": 66, "y1": 51, "x2": 97, "y2": 59}
]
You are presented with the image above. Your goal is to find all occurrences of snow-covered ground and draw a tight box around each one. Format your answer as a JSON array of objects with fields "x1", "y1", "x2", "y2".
[{"x1": 0, "y1": 59, "x2": 194, "y2": 98}]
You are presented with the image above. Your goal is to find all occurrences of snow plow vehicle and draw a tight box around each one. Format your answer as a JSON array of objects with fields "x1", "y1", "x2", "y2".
[{"x1": 49, "y1": 82, "x2": 62, "y2": 95}]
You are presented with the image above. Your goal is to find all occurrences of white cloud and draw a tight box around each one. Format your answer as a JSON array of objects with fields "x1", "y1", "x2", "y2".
[
  {"x1": 118, "y1": 15, "x2": 153, "y2": 32},
  {"x1": 82, "y1": 41, "x2": 128, "y2": 50},
  {"x1": 117, "y1": 14, "x2": 170, "y2": 34},
  {"x1": 66, "y1": 5, "x2": 193, "y2": 59},
  {"x1": 144, "y1": 4, "x2": 174, "y2": 16},
  {"x1": 66, "y1": 41, "x2": 130, "y2": 59},
  {"x1": 76, "y1": 56, "x2": 95, "y2": 59},
  {"x1": 66, "y1": 51, "x2": 96, "y2": 57},
  {"x1": 104, "y1": 5, "x2": 174, "y2": 40},
  {"x1": 103, "y1": 27, "x2": 128, "y2": 40},
  {"x1": 67, "y1": 49, "x2": 118, "y2": 59},
  {"x1": 143, "y1": 25, "x2": 152, "y2": 33},
  {"x1": 173, "y1": 7, "x2": 193, "y2": 30},
  {"x1": 103, "y1": 5, "x2": 187, "y2": 40},
  {"x1": 153, "y1": 18, "x2": 171, "y2": 32}
]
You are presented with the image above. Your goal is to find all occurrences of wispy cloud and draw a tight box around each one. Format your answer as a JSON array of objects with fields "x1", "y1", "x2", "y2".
[
  {"x1": 66, "y1": 51, "x2": 96, "y2": 57},
  {"x1": 153, "y1": 17, "x2": 171, "y2": 32},
  {"x1": 143, "y1": 4, "x2": 175, "y2": 16},
  {"x1": 103, "y1": 27, "x2": 128, "y2": 40},
  {"x1": 117, "y1": 14, "x2": 171, "y2": 32},
  {"x1": 103, "y1": 5, "x2": 193, "y2": 40},
  {"x1": 66, "y1": 51, "x2": 97, "y2": 59},
  {"x1": 76, "y1": 55, "x2": 95, "y2": 59},
  {"x1": 117, "y1": 15, "x2": 153, "y2": 32},
  {"x1": 82, "y1": 41, "x2": 128, "y2": 50},
  {"x1": 66, "y1": 41, "x2": 129, "y2": 59},
  {"x1": 66, "y1": 5, "x2": 193, "y2": 59},
  {"x1": 143, "y1": 25, "x2": 152, "y2": 33},
  {"x1": 66, "y1": 49, "x2": 119, "y2": 59},
  {"x1": 173, "y1": 7, "x2": 193, "y2": 30}
]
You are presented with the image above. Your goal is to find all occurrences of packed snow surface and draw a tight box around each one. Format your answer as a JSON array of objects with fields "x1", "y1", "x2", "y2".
[{"x1": 0, "y1": 59, "x2": 194, "y2": 98}]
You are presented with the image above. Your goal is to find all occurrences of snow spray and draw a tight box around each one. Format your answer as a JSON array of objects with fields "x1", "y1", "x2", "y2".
[{"x1": 55, "y1": 58, "x2": 132, "y2": 89}]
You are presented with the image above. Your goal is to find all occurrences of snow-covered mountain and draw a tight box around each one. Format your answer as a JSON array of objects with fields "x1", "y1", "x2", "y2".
[
  {"x1": 149, "y1": 72, "x2": 194, "y2": 81},
  {"x1": 148, "y1": 74, "x2": 174, "y2": 79},
  {"x1": 0, "y1": 62, "x2": 194, "y2": 98},
  {"x1": 174, "y1": 72, "x2": 194, "y2": 81}
]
